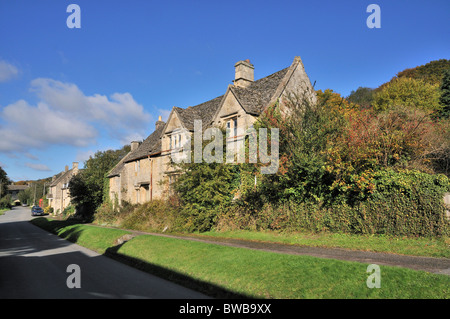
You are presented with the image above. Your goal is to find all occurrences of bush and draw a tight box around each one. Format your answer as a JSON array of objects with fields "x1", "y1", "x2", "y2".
[
  {"x1": 0, "y1": 195, "x2": 12, "y2": 210},
  {"x1": 216, "y1": 169, "x2": 449, "y2": 237},
  {"x1": 44, "y1": 206, "x2": 53, "y2": 215}
]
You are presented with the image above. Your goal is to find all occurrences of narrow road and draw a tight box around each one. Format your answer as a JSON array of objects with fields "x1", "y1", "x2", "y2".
[{"x1": 0, "y1": 206, "x2": 209, "y2": 299}]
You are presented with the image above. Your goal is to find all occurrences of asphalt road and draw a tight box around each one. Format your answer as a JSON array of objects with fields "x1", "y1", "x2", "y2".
[{"x1": 0, "y1": 206, "x2": 209, "y2": 299}]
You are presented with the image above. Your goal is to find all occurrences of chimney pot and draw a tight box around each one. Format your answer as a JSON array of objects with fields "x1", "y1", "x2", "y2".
[
  {"x1": 131, "y1": 141, "x2": 141, "y2": 151},
  {"x1": 234, "y1": 59, "x2": 254, "y2": 88},
  {"x1": 155, "y1": 116, "x2": 165, "y2": 130}
]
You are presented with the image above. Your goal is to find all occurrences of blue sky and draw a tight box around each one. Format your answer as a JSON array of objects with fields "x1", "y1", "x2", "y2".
[{"x1": 0, "y1": 0, "x2": 449, "y2": 181}]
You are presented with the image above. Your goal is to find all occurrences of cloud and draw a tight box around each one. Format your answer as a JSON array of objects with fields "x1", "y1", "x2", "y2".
[
  {"x1": 30, "y1": 78, "x2": 151, "y2": 140},
  {"x1": 0, "y1": 78, "x2": 152, "y2": 153},
  {"x1": 24, "y1": 153, "x2": 39, "y2": 160},
  {"x1": 0, "y1": 60, "x2": 19, "y2": 82},
  {"x1": 0, "y1": 99, "x2": 97, "y2": 152},
  {"x1": 25, "y1": 162, "x2": 51, "y2": 171}
]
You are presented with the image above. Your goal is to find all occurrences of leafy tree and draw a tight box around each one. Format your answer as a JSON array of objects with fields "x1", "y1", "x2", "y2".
[
  {"x1": 396, "y1": 59, "x2": 450, "y2": 85},
  {"x1": 253, "y1": 89, "x2": 346, "y2": 204},
  {"x1": 18, "y1": 188, "x2": 33, "y2": 205},
  {"x1": 69, "y1": 145, "x2": 130, "y2": 220},
  {"x1": 0, "y1": 166, "x2": 9, "y2": 198},
  {"x1": 372, "y1": 77, "x2": 441, "y2": 112},
  {"x1": 174, "y1": 128, "x2": 241, "y2": 231},
  {"x1": 347, "y1": 87, "x2": 374, "y2": 108},
  {"x1": 438, "y1": 69, "x2": 450, "y2": 118}
]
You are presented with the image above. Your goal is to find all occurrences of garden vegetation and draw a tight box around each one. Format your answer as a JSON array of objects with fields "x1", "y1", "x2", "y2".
[{"x1": 92, "y1": 60, "x2": 450, "y2": 238}]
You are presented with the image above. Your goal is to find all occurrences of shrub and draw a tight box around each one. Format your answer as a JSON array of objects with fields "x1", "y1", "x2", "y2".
[
  {"x1": 216, "y1": 169, "x2": 449, "y2": 237},
  {"x1": 0, "y1": 195, "x2": 12, "y2": 210}
]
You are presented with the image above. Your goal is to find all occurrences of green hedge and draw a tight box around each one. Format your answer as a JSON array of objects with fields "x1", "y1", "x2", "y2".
[{"x1": 216, "y1": 170, "x2": 450, "y2": 237}]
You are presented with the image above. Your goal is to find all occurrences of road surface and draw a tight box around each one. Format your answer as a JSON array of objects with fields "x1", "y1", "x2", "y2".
[{"x1": 0, "y1": 206, "x2": 209, "y2": 299}]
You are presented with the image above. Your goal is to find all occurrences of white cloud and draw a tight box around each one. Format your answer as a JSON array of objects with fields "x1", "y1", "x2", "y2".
[
  {"x1": 0, "y1": 99, "x2": 97, "y2": 152},
  {"x1": 25, "y1": 163, "x2": 51, "y2": 171},
  {"x1": 0, "y1": 78, "x2": 152, "y2": 153},
  {"x1": 0, "y1": 60, "x2": 19, "y2": 82}
]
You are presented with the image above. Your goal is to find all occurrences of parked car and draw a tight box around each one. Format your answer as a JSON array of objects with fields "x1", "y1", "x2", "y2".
[{"x1": 31, "y1": 206, "x2": 44, "y2": 216}]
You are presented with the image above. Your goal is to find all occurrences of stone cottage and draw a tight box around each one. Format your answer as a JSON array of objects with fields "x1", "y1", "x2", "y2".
[
  {"x1": 107, "y1": 56, "x2": 316, "y2": 205},
  {"x1": 47, "y1": 162, "x2": 80, "y2": 214}
]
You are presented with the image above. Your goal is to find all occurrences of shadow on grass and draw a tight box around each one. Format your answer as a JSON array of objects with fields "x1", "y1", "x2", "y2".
[
  {"x1": 104, "y1": 243, "x2": 253, "y2": 299},
  {"x1": 31, "y1": 217, "x2": 253, "y2": 299},
  {"x1": 30, "y1": 217, "x2": 84, "y2": 243}
]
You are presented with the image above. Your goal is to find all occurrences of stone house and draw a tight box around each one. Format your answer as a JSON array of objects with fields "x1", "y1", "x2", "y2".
[
  {"x1": 107, "y1": 56, "x2": 316, "y2": 205},
  {"x1": 47, "y1": 162, "x2": 80, "y2": 214}
]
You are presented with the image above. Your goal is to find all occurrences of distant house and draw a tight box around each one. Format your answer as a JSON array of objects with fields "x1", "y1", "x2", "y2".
[
  {"x1": 107, "y1": 56, "x2": 316, "y2": 205},
  {"x1": 47, "y1": 162, "x2": 80, "y2": 214},
  {"x1": 6, "y1": 184, "x2": 30, "y2": 201}
]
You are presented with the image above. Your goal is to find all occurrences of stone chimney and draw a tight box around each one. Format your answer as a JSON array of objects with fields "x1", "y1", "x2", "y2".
[
  {"x1": 72, "y1": 162, "x2": 79, "y2": 173},
  {"x1": 65, "y1": 165, "x2": 69, "y2": 172},
  {"x1": 155, "y1": 115, "x2": 165, "y2": 130},
  {"x1": 233, "y1": 59, "x2": 254, "y2": 88},
  {"x1": 131, "y1": 141, "x2": 141, "y2": 151}
]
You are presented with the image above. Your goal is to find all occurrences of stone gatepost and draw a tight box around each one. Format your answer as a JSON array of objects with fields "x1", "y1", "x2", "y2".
[{"x1": 444, "y1": 193, "x2": 450, "y2": 220}]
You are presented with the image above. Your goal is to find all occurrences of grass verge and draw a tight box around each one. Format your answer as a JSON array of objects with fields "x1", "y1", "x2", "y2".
[
  {"x1": 188, "y1": 230, "x2": 450, "y2": 258},
  {"x1": 114, "y1": 235, "x2": 450, "y2": 299},
  {"x1": 30, "y1": 217, "x2": 131, "y2": 254},
  {"x1": 30, "y1": 217, "x2": 450, "y2": 299}
]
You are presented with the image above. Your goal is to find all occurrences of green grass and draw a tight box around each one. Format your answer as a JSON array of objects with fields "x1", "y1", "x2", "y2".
[
  {"x1": 190, "y1": 230, "x2": 450, "y2": 258},
  {"x1": 0, "y1": 208, "x2": 9, "y2": 215},
  {"x1": 30, "y1": 217, "x2": 131, "y2": 254},
  {"x1": 30, "y1": 218, "x2": 450, "y2": 299},
  {"x1": 116, "y1": 234, "x2": 449, "y2": 299}
]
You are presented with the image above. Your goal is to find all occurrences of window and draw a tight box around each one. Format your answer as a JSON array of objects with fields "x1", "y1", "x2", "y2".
[
  {"x1": 171, "y1": 133, "x2": 181, "y2": 149},
  {"x1": 226, "y1": 117, "x2": 238, "y2": 137}
]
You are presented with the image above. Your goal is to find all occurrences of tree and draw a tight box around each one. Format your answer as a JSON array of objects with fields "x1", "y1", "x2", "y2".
[
  {"x1": 372, "y1": 77, "x2": 442, "y2": 113},
  {"x1": 253, "y1": 89, "x2": 346, "y2": 204},
  {"x1": 18, "y1": 188, "x2": 32, "y2": 205},
  {"x1": 173, "y1": 128, "x2": 241, "y2": 231},
  {"x1": 396, "y1": 59, "x2": 450, "y2": 85},
  {"x1": 69, "y1": 145, "x2": 130, "y2": 220},
  {"x1": 438, "y1": 69, "x2": 450, "y2": 118},
  {"x1": 0, "y1": 166, "x2": 10, "y2": 199},
  {"x1": 347, "y1": 87, "x2": 374, "y2": 108}
]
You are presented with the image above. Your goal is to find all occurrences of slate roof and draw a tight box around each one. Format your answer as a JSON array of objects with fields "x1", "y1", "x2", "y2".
[
  {"x1": 113, "y1": 61, "x2": 291, "y2": 167},
  {"x1": 106, "y1": 151, "x2": 134, "y2": 178},
  {"x1": 123, "y1": 123, "x2": 166, "y2": 163},
  {"x1": 7, "y1": 184, "x2": 29, "y2": 192},
  {"x1": 49, "y1": 168, "x2": 80, "y2": 187},
  {"x1": 231, "y1": 67, "x2": 289, "y2": 115},
  {"x1": 174, "y1": 95, "x2": 224, "y2": 131},
  {"x1": 173, "y1": 66, "x2": 289, "y2": 131}
]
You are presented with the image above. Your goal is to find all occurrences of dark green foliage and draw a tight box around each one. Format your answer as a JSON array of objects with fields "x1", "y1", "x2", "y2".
[
  {"x1": 346, "y1": 87, "x2": 374, "y2": 107},
  {"x1": 174, "y1": 130, "x2": 241, "y2": 232},
  {"x1": 396, "y1": 59, "x2": 450, "y2": 85},
  {"x1": 0, "y1": 194, "x2": 12, "y2": 209},
  {"x1": 218, "y1": 170, "x2": 449, "y2": 237},
  {"x1": 438, "y1": 69, "x2": 450, "y2": 118},
  {"x1": 0, "y1": 166, "x2": 9, "y2": 198},
  {"x1": 69, "y1": 145, "x2": 131, "y2": 221}
]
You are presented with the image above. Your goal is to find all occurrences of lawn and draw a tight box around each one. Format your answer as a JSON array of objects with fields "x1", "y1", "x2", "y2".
[
  {"x1": 114, "y1": 234, "x2": 449, "y2": 299},
  {"x1": 30, "y1": 218, "x2": 450, "y2": 299},
  {"x1": 190, "y1": 230, "x2": 450, "y2": 258},
  {"x1": 30, "y1": 217, "x2": 131, "y2": 254}
]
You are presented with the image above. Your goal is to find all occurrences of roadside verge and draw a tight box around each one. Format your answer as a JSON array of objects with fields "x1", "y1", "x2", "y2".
[{"x1": 30, "y1": 217, "x2": 450, "y2": 299}]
